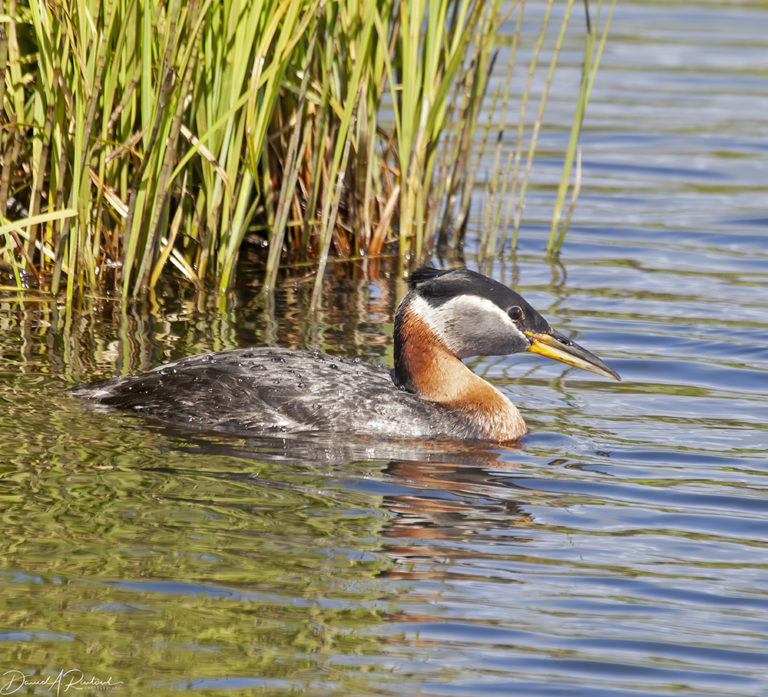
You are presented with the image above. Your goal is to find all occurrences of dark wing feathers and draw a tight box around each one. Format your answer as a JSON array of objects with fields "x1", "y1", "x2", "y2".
[{"x1": 71, "y1": 347, "x2": 475, "y2": 438}]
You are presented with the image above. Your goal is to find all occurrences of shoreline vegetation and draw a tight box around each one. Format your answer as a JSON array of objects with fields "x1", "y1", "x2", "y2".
[{"x1": 0, "y1": 0, "x2": 614, "y2": 307}]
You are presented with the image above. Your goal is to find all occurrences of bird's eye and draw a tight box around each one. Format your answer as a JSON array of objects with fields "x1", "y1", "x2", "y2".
[{"x1": 507, "y1": 306, "x2": 523, "y2": 321}]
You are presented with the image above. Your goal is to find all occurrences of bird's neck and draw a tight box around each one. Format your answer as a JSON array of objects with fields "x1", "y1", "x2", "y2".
[{"x1": 394, "y1": 301, "x2": 527, "y2": 442}]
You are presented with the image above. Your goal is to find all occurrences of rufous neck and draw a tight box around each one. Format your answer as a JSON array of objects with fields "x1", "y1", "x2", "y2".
[{"x1": 394, "y1": 299, "x2": 526, "y2": 441}]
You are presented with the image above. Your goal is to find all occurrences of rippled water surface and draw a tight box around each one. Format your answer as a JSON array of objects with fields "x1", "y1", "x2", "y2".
[{"x1": 1, "y1": 2, "x2": 767, "y2": 695}]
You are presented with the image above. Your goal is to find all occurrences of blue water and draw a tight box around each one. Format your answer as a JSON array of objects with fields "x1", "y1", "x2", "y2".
[{"x1": 1, "y1": 1, "x2": 767, "y2": 695}]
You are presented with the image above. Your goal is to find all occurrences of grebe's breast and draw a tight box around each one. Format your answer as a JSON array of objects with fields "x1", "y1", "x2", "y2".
[{"x1": 71, "y1": 347, "x2": 479, "y2": 440}]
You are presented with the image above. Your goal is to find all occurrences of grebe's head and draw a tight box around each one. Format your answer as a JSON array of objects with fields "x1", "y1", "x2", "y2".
[{"x1": 403, "y1": 267, "x2": 620, "y2": 380}]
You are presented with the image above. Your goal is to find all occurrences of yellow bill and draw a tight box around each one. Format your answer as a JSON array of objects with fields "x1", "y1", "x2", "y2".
[{"x1": 526, "y1": 331, "x2": 621, "y2": 381}]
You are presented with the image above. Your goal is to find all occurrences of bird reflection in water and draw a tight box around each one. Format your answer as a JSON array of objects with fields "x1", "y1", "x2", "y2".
[{"x1": 378, "y1": 457, "x2": 535, "y2": 581}]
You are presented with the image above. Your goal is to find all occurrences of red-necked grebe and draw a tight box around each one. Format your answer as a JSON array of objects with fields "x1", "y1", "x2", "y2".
[{"x1": 70, "y1": 267, "x2": 620, "y2": 442}]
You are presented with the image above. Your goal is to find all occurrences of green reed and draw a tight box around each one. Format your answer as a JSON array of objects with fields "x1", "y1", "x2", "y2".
[
  {"x1": 547, "y1": 0, "x2": 616, "y2": 253},
  {"x1": 478, "y1": 0, "x2": 616, "y2": 259},
  {"x1": 0, "y1": 0, "x2": 610, "y2": 304}
]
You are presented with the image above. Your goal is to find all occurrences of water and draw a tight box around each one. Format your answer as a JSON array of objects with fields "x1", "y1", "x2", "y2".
[{"x1": 1, "y1": 2, "x2": 767, "y2": 695}]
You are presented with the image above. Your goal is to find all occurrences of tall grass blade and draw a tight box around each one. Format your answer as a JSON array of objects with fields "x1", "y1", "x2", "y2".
[{"x1": 548, "y1": 0, "x2": 616, "y2": 253}]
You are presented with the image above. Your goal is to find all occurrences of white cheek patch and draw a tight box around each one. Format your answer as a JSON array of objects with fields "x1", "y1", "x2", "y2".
[{"x1": 410, "y1": 294, "x2": 527, "y2": 356}]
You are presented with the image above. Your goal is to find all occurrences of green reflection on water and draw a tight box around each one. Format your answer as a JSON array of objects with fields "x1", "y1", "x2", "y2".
[{"x1": 0, "y1": 398, "x2": 399, "y2": 695}]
